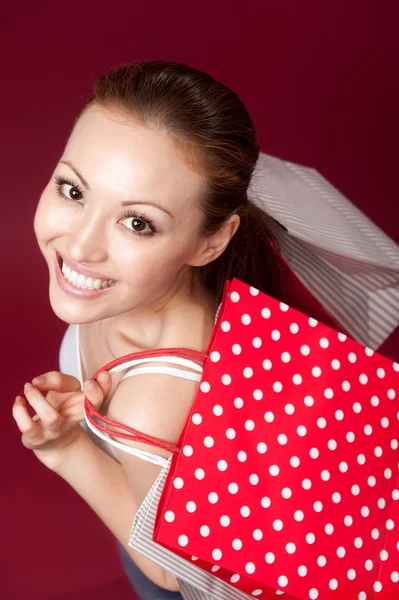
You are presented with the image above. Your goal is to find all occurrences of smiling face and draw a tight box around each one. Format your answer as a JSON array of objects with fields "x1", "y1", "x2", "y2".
[{"x1": 34, "y1": 104, "x2": 214, "y2": 326}]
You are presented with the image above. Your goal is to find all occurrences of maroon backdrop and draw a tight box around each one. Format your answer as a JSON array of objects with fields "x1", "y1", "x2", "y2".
[{"x1": 2, "y1": 1, "x2": 398, "y2": 598}]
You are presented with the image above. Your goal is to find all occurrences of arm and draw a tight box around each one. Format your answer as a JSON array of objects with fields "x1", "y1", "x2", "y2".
[{"x1": 52, "y1": 429, "x2": 181, "y2": 592}]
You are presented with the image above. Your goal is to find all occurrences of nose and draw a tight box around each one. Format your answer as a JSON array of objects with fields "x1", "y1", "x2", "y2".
[{"x1": 67, "y1": 212, "x2": 108, "y2": 264}]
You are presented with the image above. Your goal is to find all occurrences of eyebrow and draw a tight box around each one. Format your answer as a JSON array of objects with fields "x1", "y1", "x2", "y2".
[{"x1": 60, "y1": 160, "x2": 174, "y2": 218}]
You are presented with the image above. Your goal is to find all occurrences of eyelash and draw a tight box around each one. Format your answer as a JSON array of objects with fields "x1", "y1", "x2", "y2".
[{"x1": 52, "y1": 175, "x2": 157, "y2": 238}]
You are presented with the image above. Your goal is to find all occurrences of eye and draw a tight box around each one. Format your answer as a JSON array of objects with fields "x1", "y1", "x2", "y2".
[
  {"x1": 53, "y1": 176, "x2": 83, "y2": 202},
  {"x1": 121, "y1": 210, "x2": 157, "y2": 237}
]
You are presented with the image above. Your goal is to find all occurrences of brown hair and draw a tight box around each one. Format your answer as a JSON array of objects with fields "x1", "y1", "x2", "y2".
[{"x1": 72, "y1": 60, "x2": 284, "y2": 305}]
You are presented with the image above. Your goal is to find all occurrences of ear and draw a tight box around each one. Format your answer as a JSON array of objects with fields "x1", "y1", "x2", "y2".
[{"x1": 187, "y1": 214, "x2": 241, "y2": 267}]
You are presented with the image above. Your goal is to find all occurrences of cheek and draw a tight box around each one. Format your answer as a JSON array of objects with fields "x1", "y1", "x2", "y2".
[{"x1": 34, "y1": 192, "x2": 68, "y2": 242}]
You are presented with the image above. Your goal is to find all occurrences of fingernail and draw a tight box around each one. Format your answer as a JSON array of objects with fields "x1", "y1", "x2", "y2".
[
  {"x1": 84, "y1": 379, "x2": 96, "y2": 391},
  {"x1": 99, "y1": 371, "x2": 111, "y2": 383},
  {"x1": 24, "y1": 382, "x2": 33, "y2": 392},
  {"x1": 33, "y1": 376, "x2": 45, "y2": 385}
]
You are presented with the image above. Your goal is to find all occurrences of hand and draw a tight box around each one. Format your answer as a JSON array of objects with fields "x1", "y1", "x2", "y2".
[{"x1": 12, "y1": 370, "x2": 113, "y2": 470}]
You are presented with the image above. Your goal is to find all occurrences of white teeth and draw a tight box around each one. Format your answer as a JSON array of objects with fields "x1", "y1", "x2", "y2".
[{"x1": 61, "y1": 260, "x2": 115, "y2": 290}]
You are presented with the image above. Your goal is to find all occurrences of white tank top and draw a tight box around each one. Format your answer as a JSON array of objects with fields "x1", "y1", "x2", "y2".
[{"x1": 58, "y1": 304, "x2": 221, "y2": 466}]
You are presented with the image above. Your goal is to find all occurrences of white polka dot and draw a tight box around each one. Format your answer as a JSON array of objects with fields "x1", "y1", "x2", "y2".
[
  {"x1": 245, "y1": 419, "x2": 255, "y2": 431},
  {"x1": 329, "y1": 579, "x2": 338, "y2": 590},
  {"x1": 352, "y1": 485, "x2": 360, "y2": 496},
  {"x1": 245, "y1": 562, "x2": 256, "y2": 574},
  {"x1": 293, "y1": 374, "x2": 303, "y2": 385},
  {"x1": 347, "y1": 569, "x2": 356, "y2": 580},
  {"x1": 204, "y1": 436, "x2": 214, "y2": 447},
  {"x1": 178, "y1": 534, "x2": 188, "y2": 547},
  {"x1": 253, "y1": 390, "x2": 262, "y2": 401},
  {"x1": 285, "y1": 403, "x2": 295, "y2": 415},
  {"x1": 372, "y1": 528, "x2": 380, "y2": 539},
  {"x1": 309, "y1": 317, "x2": 318, "y2": 327},
  {"x1": 348, "y1": 352, "x2": 357, "y2": 363},
  {"x1": 304, "y1": 395, "x2": 314, "y2": 406},
  {"x1": 262, "y1": 359, "x2": 272, "y2": 370},
  {"x1": 281, "y1": 352, "x2": 291, "y2": 363},
  {"x1": 230, "y1": 291, "x2": 240, "y2": 302},
  {"x1": 220, "y1": 515, "x2": 230, "y2": 527},
  {"x1": 332, "y1": 492, "x2": 341, "y2": 503},
  {"x1": 238, "y1": 450, "x2": 247, "y2": 462},
  {"x1": 273, "y1": 381, "x2": 283, "y2": 393},
  {"x1": 344, "y1": 515, "x2": 353, "y2": 526},
  {"x1": 386, "y1": 519, "x2": 395, "y2": 530},
  {"x1": 240, "y1": 506, "x2": 250, "y2": 517},
  {"x1": 357, "y1": 454, "x2": 366, "y2": 465},
  {"x1": 261, "y1": 496, "x2": 271, "y2": 508},
  {"x1": 353, "y1": 402, "x2": 362, "y2": 413},
  {"x1": 290, "y1": 456, "x2": 300, "y2": 467},
  {"x1": 208, "y1": 492, "x2": 218, "y2": 504},
  {"x1": 342, "y1": 380, "x2": 351, "y2": 392},
  {"x1": 324, "y1": 388, "x2": 334, "y2": 399},
  {"x1": 213, "y1": 404, "x2": 223, "y2": 416},
  {"x1": 394, "y1": 362, "x2": 399, "y2": 371},
  {"x1": 365, "y1": 347, "x2": 374, "y2": 356},
  {"x1": 309, "y1": 589, "x2": 319, "y2": 599},
  {"x1": 249, "y1": 474, "x2": 259, "y2": 485},
  {"x1": 250, "y1": 286, "x2": 259, "y2": 296},
  {"x1": 359, "y1": 374, "x2": 368, "y2": 384},
  {"x1": 173, "y1": 477, "x2": 184, "y2": 489},
  {"x1": 377, "y1": 367, "x2": 385, "y2": 378},
  {"x1": 301, "y1": 345, "x2": 311, "y2": 356},
  {"x1": 262, "y1": 307, "x2": 271, "y2": 319},
  {"x1": 230, "y1": 573, "x2": 240, "y2": 583},
  {"x1": 339, "y1": 461, "x2": 349, "y2": 473},
  {"x1": 200, "y1": 381, "x2": 210, "y2": 393},
  {"x1": 253, "y1": 529, "x2": 263, "y2": 540},
  {"x1": 361, "y1": 506, "x2": 370, "y2": 517},
  {"x1": 391, "y1": 439, "x2": 399, "y2": 450},
  {"x1": 282, "y1": 487, "x2": 292, "y2": 499},
  {"x1": 381, "y1": 417, "x2": 390, "y2": 428},
  {"x1": 331, "y1": 359, "x2": 341, "y2": 370},
  {"x1": 195, "y1": 468, "x2": 205, "y2": 480},
  {"x1": 232, "y1": 343, "x2": 242, "y2": 355},
  {"x1": 310, "y1": 448, "x2": 320, "y2": 459},
  {"x1": 165, "y1": 510, "x2": 175, "y2": 522},
  {"x1": 314, "y1": 501, "x2": 323, "y2": 512},
  {"x1": 317, "y1": 555, "x2": 327, "y2": 567},
  {"x1": 312, "y1": 366, "x2": 322, "y2": 377},
  {"x1": 200, "y1": 525, "x2": 210, "y2": 537},
  {"x1": 191, "y1": 413, "x2": 202, "y2": 425},
  {"x1": 252, "y1": 337, "x2": 262, "y2": 348},
  {"x1": 211, "y1": 565, "x2": 220, "y2": 572},
  {"x1": 297, "y1": 425, "x2": 307, "y2": 436},
  {"x1": 347, "y1": 431, "x2": 355, "y2": 442},
  {"x1": 302, "y1": 478, "x2": 312, "y2": 490},
  {"x1": 228, "y1": 482, "x2": 239, "y2": 494},
  {"x1": 374, "y1": 582, "x2": 382, "y2": 592},
  {"x1": 210, "y1": 351, "x2": 220, "y2": 362},
  {"x1": 328, "y1": 439, "x2": 338, "y2": 450},
  {"x1": 388, "y1": 388, "x2": 396, "y2": 400},
  {"x1": 243, "y1": 367, "x2": 253, "y2": 379},
  {"x1": 335, "y1": 409, "x2": 344, "y2": 420},
  {"x1": 221, "y1": 320, "x2": 231, "y2": 332},
  {"x1": 325, "y1": 524, "x2": 334, "y2": 535},
  {"x1": 359, "y1": 592, "x2": 367, "y2": 600},
  {"x1": 294, "y1": 510, "x2": 304, "y2": 521},
  {"x1": 278, "y1": 575, "x2": 288, "y2": 587},
  {"x1": 222, "y1": 374, "x2": 232, "y2": 385},
  {"x1": 269, "y1": 465, "x2": 280, "y2": 476},
  {"x1": 271, "y1": 329, "x2": 281, "y2": 341},
  {"x1": 354, "y1": 537, "x2": 363, "y2": 548},
  {"x1": 265, "y1": 551, "x2": 275, "y2": 564},
  {"x1": 226, "y1": 428, "x2": 236, "y2": 439},
  {"x1": 273, "y1": 519, "x2": 283, "y2": 531},
  {"x1": 191, "y1": 556, "x2": 198, "y2": 562},
  {"x1": 338, "y1": 332, "x2": 347, "y2": 341},
  {"x1": 212, "y1": 549, "x2": 222, "y2": 560},
  {"x1": 278, "y1": 434, "x2": 288, "y2": 445},
  {"x1": 378, "y1": 498, "x2": 386, "y2": 509},
  {"x1": 235, "y1": 396, "x2": 245, "y2": 407},
  {"x1": 186, "y1": 501, "x2": 196, "y2": 513},
  {"x1": 241, "y1": 314, "x2": 251, "y2": 325},
  {"x1": 306, "y1": 533, "x2": 315, "y2": 544},
  {"x1": 298, "y1": 565, "x2": 307, "y2": 576},
  {"x1": 371, "y1": 395, "x2": 380, "y2": 406},
  {"x1": 321, "y1": 470, "x2": 330, "y2": 481},
  {"x1": 290, "y1": 323, "x2": 299, "y2": 334},
  {"x1": 279, "y1": 302, "x2": 289, "y2": 311},
  {"x1": 380, "y1": 550, "x2": 388, "y2": 561},
  {"x1": 392, "y1": 489, "x2": 399, "y2": 500},
  {"x1": 391, "y1": 572, "x2": 399, "y2": 583},
  {"x1": 183, "y1": 445, "x2": 194, "y2": 457},
  {"x1": 217, "y1": 459, "x2": 228, "y2": 471},
  {"x1": 317, "y1": 417, "x2": 327, "y2": 429},
  {"x1": 364, "y1": 424, "x2": 373, "y2": 435},
  {"x1": 257, "y1": 442, "x2": 267, "y2": 454},
  {"x1": 251, "y1": 590, "x2": 262, "y2": 597},
  {"x1": 337, "y1": 546, "x2": 346, "y2": 557},
  {"x1": 368, "y1": 476, "x2": 376, "y2": 487},
  {"x1": 264, "y1": 411, "x2": 275, "y2": 423}
]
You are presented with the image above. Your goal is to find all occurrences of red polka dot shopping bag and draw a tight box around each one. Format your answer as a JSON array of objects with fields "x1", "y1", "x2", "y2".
[{"x1": 152, "y1": 277, "x2": 399, "y2": 599}]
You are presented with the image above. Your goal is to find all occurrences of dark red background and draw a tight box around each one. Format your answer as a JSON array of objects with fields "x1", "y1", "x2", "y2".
[{"x1": 2, "y1": 2, "x2": 398, "y2": 598}]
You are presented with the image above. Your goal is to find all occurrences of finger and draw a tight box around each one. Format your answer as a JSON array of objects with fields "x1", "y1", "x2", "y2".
[
  {"x1": 31, "y1": 372, "x2": 81, "y2": 393},
  {"x1": 12, "y1": 396, "x2": 40, "y2": 433},
  {"x1": 94, "y1": 371, "x2": 113, "y2": 397},
  {"x1": 83, "y1": 378, "x2": 107, "y2": 409},
  {"x1": 22, "y1": 383, "x2": 60, "y2": 425}
]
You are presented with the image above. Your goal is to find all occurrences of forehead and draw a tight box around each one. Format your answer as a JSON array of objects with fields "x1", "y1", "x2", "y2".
[{"x1": 64, "y1": 105, "x2": 205, "y2": 210}]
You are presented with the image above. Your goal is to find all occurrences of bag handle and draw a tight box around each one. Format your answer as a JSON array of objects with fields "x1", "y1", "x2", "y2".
[{"x1": 84, "y1": 347, "x2": 208, "y2": 456}]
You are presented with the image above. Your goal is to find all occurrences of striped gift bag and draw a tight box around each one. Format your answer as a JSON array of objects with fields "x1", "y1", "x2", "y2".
[{"x1": 119, "y1": 152, "x2": 399, "y2": 599}]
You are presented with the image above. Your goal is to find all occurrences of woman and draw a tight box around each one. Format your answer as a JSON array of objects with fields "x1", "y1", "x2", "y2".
[{"x1": 12, "y1": 60, "x2": 282, "y2": 599}]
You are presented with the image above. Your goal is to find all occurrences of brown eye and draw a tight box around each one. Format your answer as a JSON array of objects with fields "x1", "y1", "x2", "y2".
[
  {"x1": 64, "y1": 184, "x2": 83, "y2": 201},
  {"x1": 131, "y1": 216, "x2": 146, "y2": 232}
]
